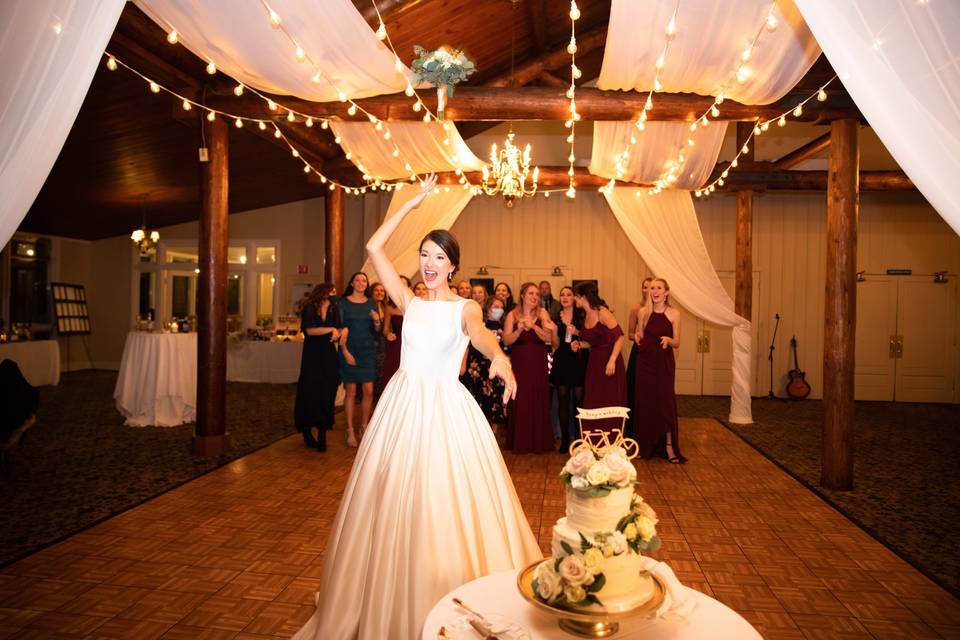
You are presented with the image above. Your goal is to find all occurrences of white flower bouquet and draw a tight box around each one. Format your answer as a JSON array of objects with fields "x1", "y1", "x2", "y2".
[
  {"x1": 411, "y1": 45, "x2": 476, "y2": 120},
  {"x1": 560, "y1": 445, "x2": 637, "y2": 497}
]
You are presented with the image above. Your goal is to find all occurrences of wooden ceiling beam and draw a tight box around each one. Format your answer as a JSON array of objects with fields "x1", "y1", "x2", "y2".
[
  {"x1": 360, "y1": 0, "x2": 427, "y2": 24},
  {"x1": 486, "y1": 26, "x2": 606, "y2": 87},
  {"x1": 206, "y1": 86, "x2": 860, "y2": 123},
  {"x1": 527, "y1": 0, "x2": 548, "y2": 53},
  {"x1": 771, "y1": 132, "x2": 832, "y2": 170},
  {"x1": 537, "y1": 71, "x2": 568, "y2": 88}
]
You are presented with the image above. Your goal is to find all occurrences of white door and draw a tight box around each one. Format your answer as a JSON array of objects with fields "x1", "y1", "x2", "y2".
[
  {"x1": 671, "y1": 301, "x2": 703, "y2": 395},
  {"x1": 854, "y1": 277, "x2": 898, "y2": 401},
  {"x1": 895, "y1": 277, "x2": 959, "y2": 403}
]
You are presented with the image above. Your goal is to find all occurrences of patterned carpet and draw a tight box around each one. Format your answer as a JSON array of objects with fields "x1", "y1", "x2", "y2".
[
  {"x1": 0, "y1": 371, "x2": 300, "y2": 568},
  {"x1": 2, "y1": 372, "x2": 957, "y2": 603},
  {"x1": 677, "y1": 395, "x2": 960, "y2": 598}
]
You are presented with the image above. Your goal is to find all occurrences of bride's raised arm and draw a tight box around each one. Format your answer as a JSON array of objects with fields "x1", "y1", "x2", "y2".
[
  {"x1": 364, "y1": 174, "x2": 438, "y2": 313},
  {"x1": 462, "y1": 300, "x2": 518, "y2": 404}
]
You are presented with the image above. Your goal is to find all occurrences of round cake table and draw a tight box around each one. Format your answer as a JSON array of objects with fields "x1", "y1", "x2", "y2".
[{"x1": 421, "y1": 569, "x2": 761, "y2": 639}]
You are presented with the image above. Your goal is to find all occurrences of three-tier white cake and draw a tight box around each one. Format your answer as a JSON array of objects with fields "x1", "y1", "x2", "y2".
[{"x1": 532, "y1": 432, "x2": 662, "y2": 612}]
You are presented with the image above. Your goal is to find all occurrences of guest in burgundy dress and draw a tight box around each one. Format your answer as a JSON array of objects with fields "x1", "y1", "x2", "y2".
[
  {"x1": 381, "y1": 275, "x2": 410, "y2": 390},
  {"x1": 625, "y1": 277, "x2": 653, "y2": 438},
  {"x1": 503, "y1": 283, "x2": 558, "y2": 453},
  {"x1": 573, "y1": 282, "x2": 626, "y2": 434},
  {"x1": 633, "y1": 278, "x2": 686, "y2": 463}
]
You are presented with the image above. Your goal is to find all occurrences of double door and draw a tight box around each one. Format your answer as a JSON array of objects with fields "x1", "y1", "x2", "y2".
[{"x1": 855, "y1": 276, "x2": 958, "y2": 402}]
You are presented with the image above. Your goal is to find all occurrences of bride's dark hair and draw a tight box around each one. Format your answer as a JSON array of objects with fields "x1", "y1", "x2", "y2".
[{"x1": 419, "y1": 229, "x2": 460, "y2": 279}]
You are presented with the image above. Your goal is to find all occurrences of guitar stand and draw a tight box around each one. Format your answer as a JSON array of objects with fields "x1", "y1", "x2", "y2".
[{"x1": 766, "y1": 313, "x2": 783, "y2": 401}]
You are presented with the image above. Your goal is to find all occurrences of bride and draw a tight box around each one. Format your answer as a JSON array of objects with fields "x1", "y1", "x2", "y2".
[{"x1": 293, "y1": 175, "x2": 542, "y2": 639}]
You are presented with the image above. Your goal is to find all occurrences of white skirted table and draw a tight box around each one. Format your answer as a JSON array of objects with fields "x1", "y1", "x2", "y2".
[
  {"x1": 0, "y1": 340, "x2": 61, "y2": 386},
  {"x1": 226, "y1": 339, "x2": 302, "y2": 383},
  {"x1": 421, "y1": 570, "x2": 761, "y2": 640},
  {"x1": 114, "y1": 332, "x2": 197, "y2": 427}
]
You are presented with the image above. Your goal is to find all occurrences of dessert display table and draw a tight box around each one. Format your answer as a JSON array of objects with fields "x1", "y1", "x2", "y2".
[
  {"x1": 114, "y1": 332, "x2": 196, "y2": 427},
  {"x1": 0, "y1": 340, "x2": 61, "y2": 386},
  {"x1": 421, "y1": 569, "x2": 761, "y2": 640},
  {"x1": 226, "y1": 339, "x2": 302, "y2": 383}
]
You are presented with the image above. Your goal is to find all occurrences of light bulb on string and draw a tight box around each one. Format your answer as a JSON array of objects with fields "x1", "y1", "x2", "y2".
[
  {"x1": 412, "y1": 101, "x2": 422, "y2": 112},
  {"x1": 711, "y1": 105, "x2": 720, "y2": 117},
  {"x1": 106, "y1": 56, "x2": 117, "y2": 71},
  {"x1": 304, "y1": 165, "x2": 311, "y2": 173},
  {"x1": 182, "y1": 99, "x2": 191, "y2": 111},
  {"x1": 269, "y1": 9, "x2": 281, "y2": 28},
  {"x1": 234, "y1": 83, "x2": 244, "y2": 96},
  {"x1": 567, "y1": 36, "x2": 577, "y2": 55},
  {"x1": 347, "y1": 104, "x2": 357, "y2": 116},
  {"x1": 311, "y1": 72, "x2": 322, "y2": 84},
  {"x1": 286, "y1": 110, "x2": 295, "y2": 122},
  {"x1": 817, "y1": 88, "x2": 827, "y2": 102},
  {"x1": 206, "y1": 60, "x2": 216, "y2": 75},
  {"x1": 405, "y1": 84, "x2": 414, "y2": 97},
  {"x1": 267, "y1": 99, "x2": 277, "y2": 111},
  {"x1": 778, "y1": 115, "x2": 787, "y2": 126},
  {"x1": 569, "y1": 0, "x2": 580, "y2": 21},
  {"x1": 375, "y1": 22, "x2": 387, "y2": 40},
  {"x1": 292, "y1": 149, "x2": 300, "y2": 158},
  {"x1": 166, "y1": 29, "x2": 178, "y2": 44},
  {"x1": 766, "y1": 12, "x2": 778, "y2": 32},
  {"x1": 305, "y1": 117, "x2": 313, "y2": 127},
  {"x1": 235, "y1": 118, "x2": 243, "y2": 128},
  {"x1": 321, "y1": 120, "x2": 329, "y2": 129},
  {"x1": 665, "y1": 14, "x2": 677, "y2": 39},
  {"x1": 274, "y1": 128, "x2": 282, "y2": 138},
  {"x1": 296, "y1": 46, "x2": 305, "y2": 62},
  {"x1": 793, "y1": 104, "x2": 803, "y2": 117},
  {"x1": 258, "y1": 121, "x2": 267, "y2": 130},
  {"x1": 206, "y1": 111, "x2": 216, "y2": 122},
  {"x1": 149, "y1": 81, "x2": 160, "y2": 93}
]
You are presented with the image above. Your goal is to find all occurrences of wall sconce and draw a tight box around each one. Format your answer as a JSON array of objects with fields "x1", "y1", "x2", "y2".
[
  {"x1": 856, "y1": 271, "x2": 866, "y2": 282},
  {"x1": 551, "y1": 266, "x2": 564, "y2": 277},
  {"x1": 476, "y1": 266, "x2": 489, "y2": 275},
  {"x1": 934, "y1": 271, "x2": 948, "y2": 283}
]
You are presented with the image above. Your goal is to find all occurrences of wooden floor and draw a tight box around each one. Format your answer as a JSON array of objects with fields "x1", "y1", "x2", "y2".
[{"x1": 0, "y1": 418, "x2": 957, "y2": 639}]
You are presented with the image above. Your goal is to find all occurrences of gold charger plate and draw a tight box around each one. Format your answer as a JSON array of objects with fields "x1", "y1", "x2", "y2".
[{"x1": 516, "y1": 559, "x2": 666, "y2": 638}]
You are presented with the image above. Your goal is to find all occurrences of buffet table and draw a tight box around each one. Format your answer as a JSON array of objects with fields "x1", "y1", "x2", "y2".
[
  {"x1": 0, "y1": 340, "x2": 61, "y2": 386},
  {"x1": 421, "y1": 569, "x2": 761, "y2": 640},
  {"x1": 227, "y1": 339, "x2": 302, "y2": 383},
  {"x1": 114, "y1": 332, "x2": 196, "y2": 427}
]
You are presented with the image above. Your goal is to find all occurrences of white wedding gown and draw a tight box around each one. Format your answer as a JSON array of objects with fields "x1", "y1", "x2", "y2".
[{"x1": 293, "y1": 298, "x2": 542, "y2": 640}]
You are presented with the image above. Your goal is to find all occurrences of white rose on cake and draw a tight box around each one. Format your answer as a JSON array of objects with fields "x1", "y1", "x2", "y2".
[
  {"x1": 570, "y1": 475, "x2": 590, "y2": 490},
  {"x1": 535, "y1": 561, "x2": 562, "y2": 601},
  {"x1": 610, "y1": 531, "x2": 628, "y2": 554},
  {"x1": 585, "y1": 462, "x2": 611, "y2": 486},
  {"x1": 565, "y1": 449, "x2": 595, "y2": 477},
  {"x1": 602, "y1": 451, "x2": 636, "y2": 486},
  {"x1": 559, "y1": 555, "x2": 590, "y2": 586}
]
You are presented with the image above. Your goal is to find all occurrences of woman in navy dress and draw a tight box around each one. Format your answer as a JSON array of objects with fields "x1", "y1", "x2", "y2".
[
  {"x1": 551, "y1": 286, "x2": 586, "y2": 453},
  {"x1": 573, "y1": 281, "x2": 626, "y2": 434},
  {"x1": 294, "y1": 283, "x2": 341, "y2": 452},
  {"x1": 503, "y1": 283, "x2": 557, "y2": 453},
  {"x1": 337, "y1": 271, "x2": 381, "y2": 447},
  {"x1": 634, "y1": 278, "x2": 686, "y2": 463}
]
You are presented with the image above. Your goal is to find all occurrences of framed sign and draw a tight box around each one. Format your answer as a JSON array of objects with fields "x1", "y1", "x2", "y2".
[{"x1": 51, "y1": 283, "x2": 91, "y2": 336}]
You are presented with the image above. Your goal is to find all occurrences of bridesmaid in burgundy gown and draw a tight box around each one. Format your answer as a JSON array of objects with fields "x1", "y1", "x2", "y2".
[
  {"x1": 633, "y1": 278, "x2": 686, "y2": 463},
  {"x1": 503, "y1": 283, "x2": 558, "y2": 453},
  {"x1": 573, "y1": 282, "x2": 627, "y2": 433},
  {"x1": 381, "y1": 276, "x2": 410, "y2": 389}
]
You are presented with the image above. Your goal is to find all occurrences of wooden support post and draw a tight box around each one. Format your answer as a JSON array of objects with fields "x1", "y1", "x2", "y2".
[
  {"x1": 822, "y1": 118, "x2": 860, "y2": 491},
  {"x1": 194, "y1": 116, "x2": 230, "y2": 457},
  {"x1": 735, "y1": 190, "x2": 753, "y2": 321},
  {"x1": 325, "y1": 188, "x2": 344, "y2": 292},
  {"x1": 734, "y1": 123, "x2": 754, "y2": 321}
]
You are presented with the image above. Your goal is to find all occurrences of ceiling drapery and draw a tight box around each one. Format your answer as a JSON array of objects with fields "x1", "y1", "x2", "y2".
[
  {"x1": 0, "y1": 0, "x2": 126, "y2": 249},
  {"x1": 588, "y1": 121, "x2": 728, "y2": 189},
  {"x1": 330, "y1": 121, "x2": 486, "y2": 181},
  {"x1": 134, "y1": 0, "x2": 410, "y2": 101},
  {"x1": 795, "y1": 0, "x2": 960, "y2": 236}
]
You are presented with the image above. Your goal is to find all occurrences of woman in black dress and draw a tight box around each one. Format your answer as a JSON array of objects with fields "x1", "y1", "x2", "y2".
[
  {"x1": 551, "y1": 286, "x2": 586, "y2": 453},
  {"x1": 295, "y1": 283, "x2": 341, "y2": 452}
]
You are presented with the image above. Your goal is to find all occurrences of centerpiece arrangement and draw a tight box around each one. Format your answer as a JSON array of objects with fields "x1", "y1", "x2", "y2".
[{"x1": 411, "y1": 45, "x2": 476, "y2": 120}]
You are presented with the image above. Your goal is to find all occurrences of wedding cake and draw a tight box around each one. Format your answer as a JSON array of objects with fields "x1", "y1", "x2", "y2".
[{"x1": 532, "y1": 431, "x2": 662, "y2": 612}]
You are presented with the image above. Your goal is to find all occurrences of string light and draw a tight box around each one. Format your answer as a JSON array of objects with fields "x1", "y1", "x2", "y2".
[
  {"x1": 106, "y1": 56, "x2": 117, "y2": 71},
  {"x1": 206, "y1": 60, "x2": 216, "y2": 75},
  {"x1": 166, "y1": 29, "x2": 178, "y2": 45},
  {"x1": 565, "y1": 0, "x2": 581, "y2": 198}
]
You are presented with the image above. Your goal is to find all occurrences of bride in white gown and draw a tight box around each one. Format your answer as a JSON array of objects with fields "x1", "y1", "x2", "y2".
[{"x1": 293, "y1": 175, "x2": 542, "y2": 639}]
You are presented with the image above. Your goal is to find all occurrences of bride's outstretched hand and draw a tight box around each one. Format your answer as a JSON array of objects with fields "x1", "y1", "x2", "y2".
[
  {"x1": 490, "y1": 356, "x2": 517, "y2": 405},
  {"x1": 407, "y1": 173, "x2": 438, "y2": 210}
]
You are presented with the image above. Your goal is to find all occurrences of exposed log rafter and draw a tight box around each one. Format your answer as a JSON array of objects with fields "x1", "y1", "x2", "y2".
[
  {"x1": 772, "y1": 132, "x2": 831, "y2": 170},
  {"x1": 486, "y1": 27, "x2": 606, "y2": 87}
]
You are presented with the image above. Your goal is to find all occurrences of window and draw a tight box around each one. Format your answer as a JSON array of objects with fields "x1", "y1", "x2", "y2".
[{"x1": 10, "y1": 238, "x2": 51, "y2": 325}]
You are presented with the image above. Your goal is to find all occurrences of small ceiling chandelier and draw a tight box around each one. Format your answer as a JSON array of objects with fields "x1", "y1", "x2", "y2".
[
  {"x1": 479, "y1": 0, "x2": 538, "y2": 208},
  {"x1": 480, "y1": 130, "x2": 539, "y2": 207},
  {"x1": 131, "y1": 199, "x2": 160, "y2": 254}
]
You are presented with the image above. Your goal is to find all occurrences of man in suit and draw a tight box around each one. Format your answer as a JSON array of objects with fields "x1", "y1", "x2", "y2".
[{"x1": 539, "y1": 280, "x2": 561, "y2": 317}]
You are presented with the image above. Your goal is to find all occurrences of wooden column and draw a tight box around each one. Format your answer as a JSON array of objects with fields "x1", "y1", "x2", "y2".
[
  {"x1": 735, "y1": 123, "x2": 754, "y2": 321},
  {"x1": 324, "y1": 188, "x2": 345, "y2": 291},
  {"x1": 194, "y1": 116, "x2": 230, "y2": 457},
  {"x1": 822, "y1": 118, "x2": 860, "y2": 490}
]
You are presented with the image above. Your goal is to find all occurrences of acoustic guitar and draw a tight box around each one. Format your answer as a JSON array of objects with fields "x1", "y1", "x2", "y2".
[{"x1": 786, "y1": 336, "x2": 811, "y2": 400}]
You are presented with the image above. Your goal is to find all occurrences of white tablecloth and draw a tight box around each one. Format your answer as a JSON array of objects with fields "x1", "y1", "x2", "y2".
[
  {"x1": 421, "y1": 570, "x2": 761, "y2": 640},
  {"x1": 0, "y1": 340, "x2": 60, "y2": 386},
  {"x1": 227, "y1": 340, "x2": 302, "y2": 383},
  {"x1": 113, "y1": 332, "x2": 197, "y2": 427}
]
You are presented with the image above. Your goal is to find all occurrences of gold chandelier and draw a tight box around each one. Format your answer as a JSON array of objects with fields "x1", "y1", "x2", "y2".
[
  {"x1": 131, "y1": 198, "x2": 160, "y2": 254},
  {"x1": 480, "y1": 129, "x2": 539, "y2": 207}
]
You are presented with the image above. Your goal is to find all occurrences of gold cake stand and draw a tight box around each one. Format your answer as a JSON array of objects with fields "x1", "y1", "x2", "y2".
[{"x1": 516, "y1": 560, "x2": 666, "y2": 638}]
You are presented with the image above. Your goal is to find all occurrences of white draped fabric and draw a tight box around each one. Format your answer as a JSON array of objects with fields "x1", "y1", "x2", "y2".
[
  {"x1": 134, "y1": 0, "x2": 409, "y2": 101},
  {"x1": 330, "y1": 121, "x2": 486, "y2": 180},
  {"x1": 0, "y1": 0, "x2": 125, "y2": 249},
  {"x1": 599, "y1": 0, "x2": 820, "y2": 105},
  {"x1": 360, "y1": 188, "x2": 475, "y2": 280},
  {"x1": 589, "y1": 121, "x2": 728, "y2": 188},
  {"x1": 603, "y1": 189, "x2": 753, "y2": 424},
  {"x1": 795, "y1": 0, "x2": 960, "y2": 236}
]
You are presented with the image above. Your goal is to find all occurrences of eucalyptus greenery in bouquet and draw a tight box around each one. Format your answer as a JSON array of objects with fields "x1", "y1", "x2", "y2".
[{"x1": 411, "y1": 45, "x2": 476, "y2": 120}]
